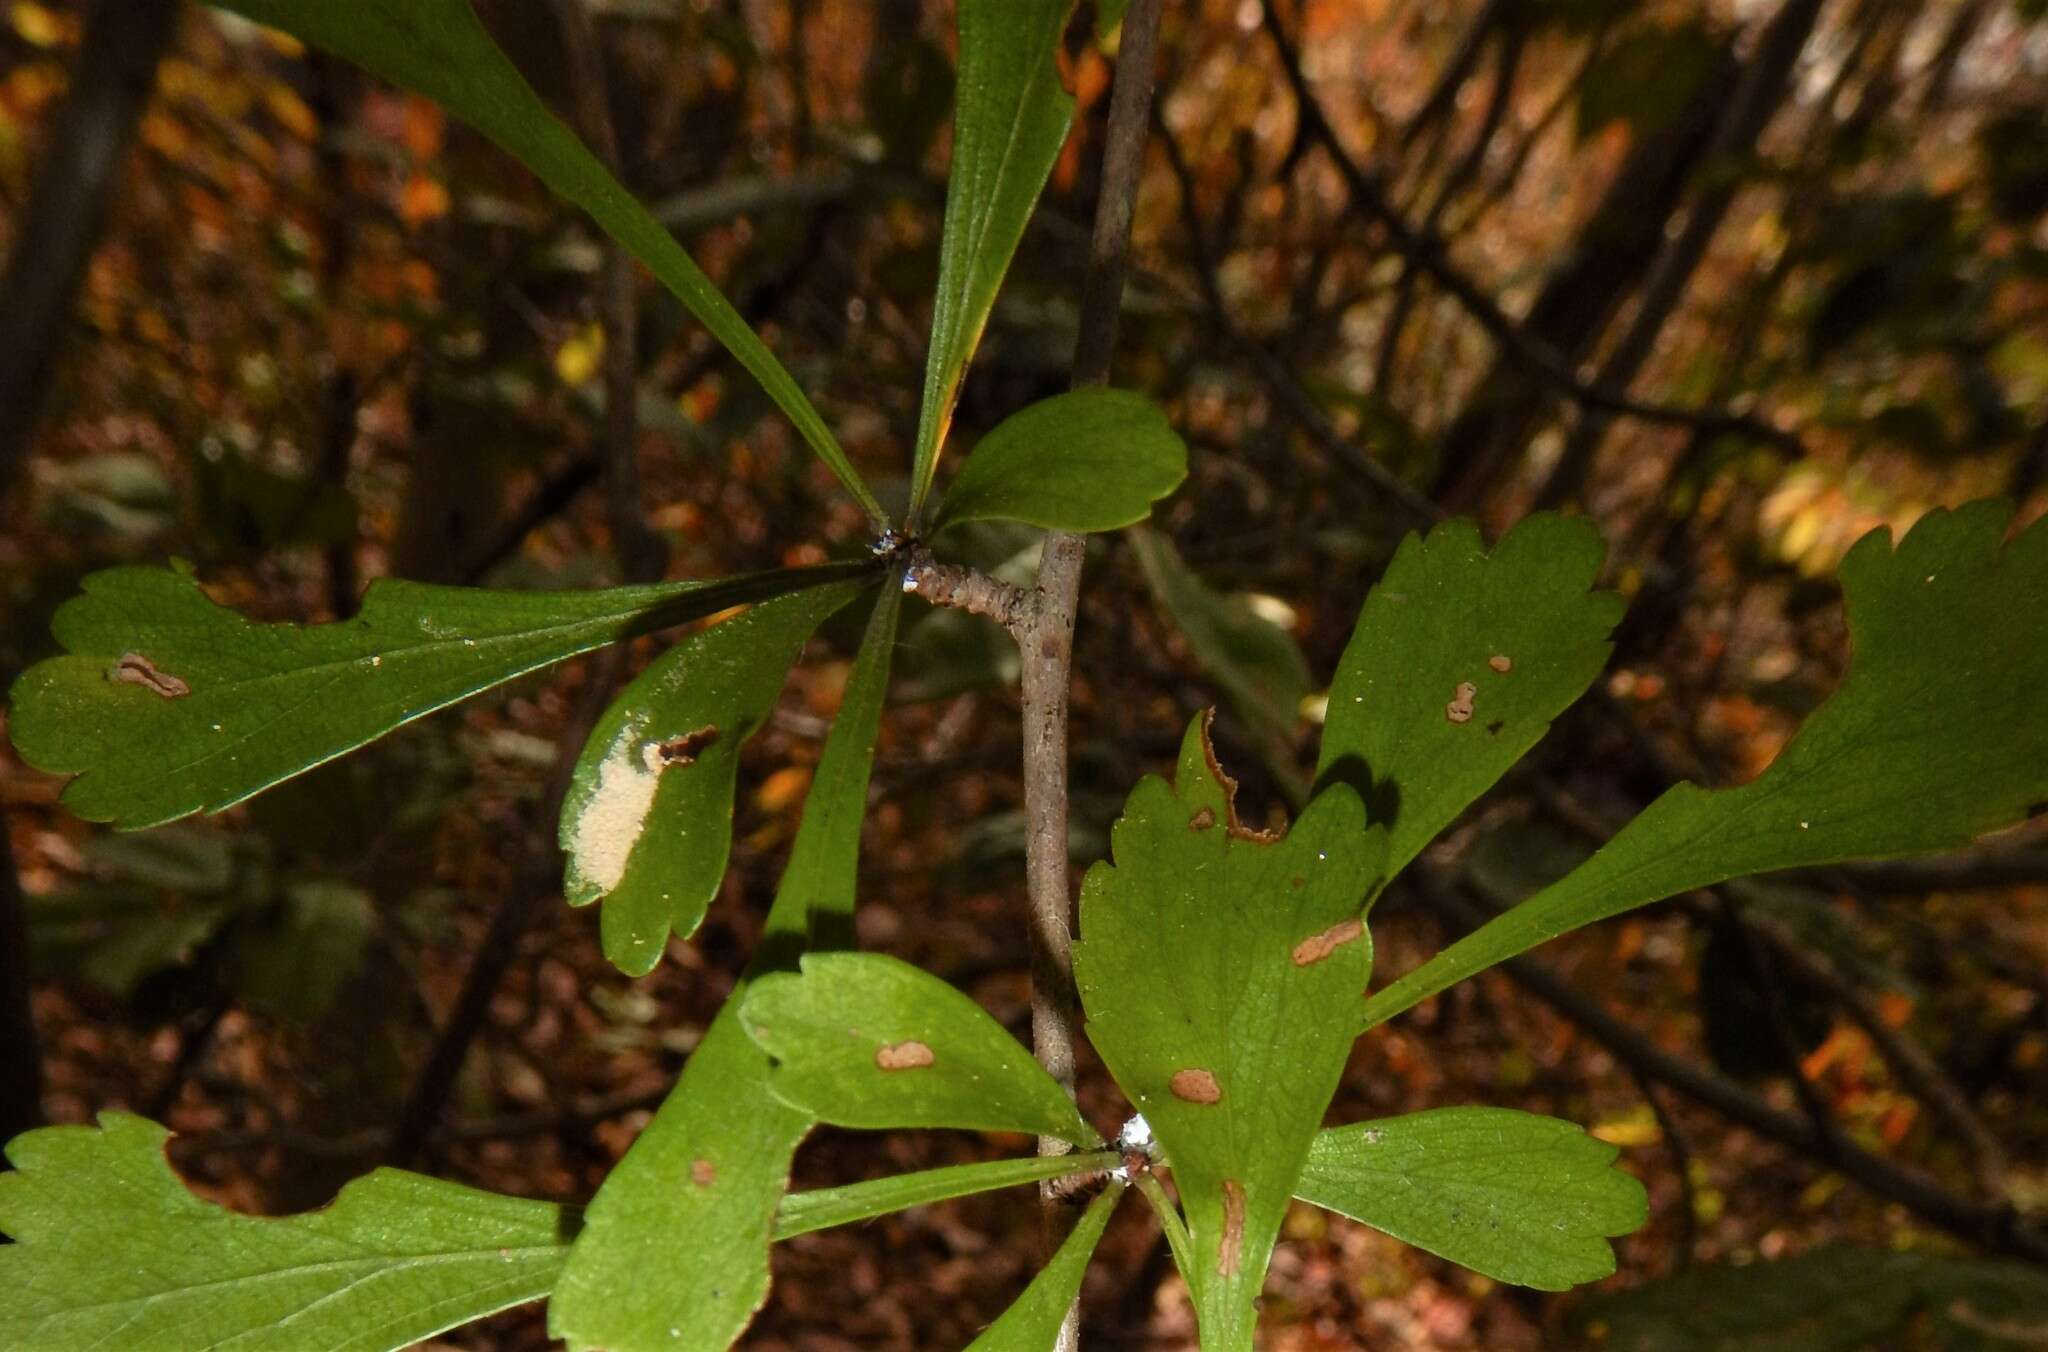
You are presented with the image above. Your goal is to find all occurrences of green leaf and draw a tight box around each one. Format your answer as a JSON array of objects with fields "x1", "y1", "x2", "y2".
[
  {"x1": 1094, "y1": 0, "x2": 1133, "y2": 43},
  {"x1": 904, "y1": 0, "x2": 1076, "y2": 524},
  {"x1": 210, "y1": 0, "x2": 886, "y2": 526},
  {"x1": 1362, "y1": 500, "x2": 2048, "y2": 1031},
  {"x1": 1316, "y1": 514, "x2": 1624, "y2": 880},
  {"x1": 8, "y1": 561, "x2": 873, "y2": 830},
  {"x1": 1585, "y1": 1244, "x2": 2048, "y2": 1351},
  {"x1": 1130, "y1": 527, "x2": 1314, "y2": 752},
  {"x1": 561, "y1": 582, "x2": 871, "y2": 977},
  {"x1": 228, "y1": 880, "x2": 376, "y2": 1019},
  {"x1": 1295, "y1": 1109, "x2": 1646, "y2": 1291},
  {"x1": 745, "y1": 952, "x2": 1099, "y2": 1145},
  {"x1": 1073, "y1": 716, "x2": 1386, "y2": 1350},
  {"x1": 932, "y1": 389, "x2": 1188, "y2": 533},
  {"x1": 773, "y1": 1150, "x2": 1119, "y2": 1240},
  {"x1": 0, "y1": 1113, "x2": 567, "y2": 1352},
  {"x1": 965, "y1": 1184, "x2": 1123, "y2": 1352},
  {"x1": 550, "y1": 588, "x2": 902, "y2": 1352}
]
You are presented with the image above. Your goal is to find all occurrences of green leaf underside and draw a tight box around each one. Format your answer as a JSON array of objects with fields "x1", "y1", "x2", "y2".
[
  {"x1": 964, "y1": 1185, "x2": 1123, "y2": 1352},
  {"x1": 550, "y1": 587, "x2": 902, "y2": 1352},
  {"x1": 1587, "y1": 1244, "x2": 2048, "y2": 1351},
  {"x1": 561, "y1": 582, "x2": 871, "y2": 977},
  {"x1": 746, "y1": 952, "x2": 1099, "y2": 1146},
  {"x1": 1317, "y1": 513, "x2": 1623, "y2": 881},
  {"x1": 1364, "y1": 500, "x2": 2048, "y2": 1031},
  {"x1": 210, "y1": 0, "x2": 885, "y2": 526},
  {"x1": 905, "y1": 0, "x2": 1076, "y2": 524},
  {"x1": 932, "y1": 388, "x2": 1189, "y2": 533},
  {"x1": 1074, "y1": 715, "x2": 1385, "y2": 1350},
  {"x1": 1129, "y1": 528, "x2": 1314, "y2": 750},
  {"x1": 773, "y1": 1151, "x2": 1119, "y2": 1240},
  {"x1": 1295, "y1": 1109, "x2": 1646, "y2": 1291},
  {"x1": 0, "y1": 1114, "x2": 567, "y2": 1352},
  {"x1": 9, "y1": 561, "x2": 875, "y2": 831}
]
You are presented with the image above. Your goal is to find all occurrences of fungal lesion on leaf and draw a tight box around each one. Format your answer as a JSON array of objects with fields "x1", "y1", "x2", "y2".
[
  {"x1": 1290, "y1": 916, "x2": 1364, "y2": 966},
  {"x1": 650, "y1": 724, "x2": 721, "y2": 768},
  {"x1": 1170, "y1": 1067, "x2": 1222, "y2": 1104},
  {"x1": 1218, "y1": 1178, "x2": 1246, "y2": 1276},
  {"x1": 1445, "y1": 681, "x2": 1478, "y2": 724},
  {"x1": 874, "y1": 1040, "x2": 936, "y2": 1071},
  {"x1": 108, "y1": 651, "x2": 190, "y2": 699}
]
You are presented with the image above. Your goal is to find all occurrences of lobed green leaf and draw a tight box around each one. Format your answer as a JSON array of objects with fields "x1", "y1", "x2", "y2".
[
  {"x1": 1317, "y1": 513, "x2": 1624, "y2": 880},
  {"x1": 549, "y1": 588, "x2": 902, "y2": 1352},
  {"x1": 745, "y1": 952, "x2": 1099, "y2": 1145},
  {"x1": 905, "y1": 0, "x2": 1076, "y2": 524},
  {"x1": 932, "y1": 388, "x2": 1188, "y2": 533},
  {"x1": 0, "y1": 1113, "x2": 568, "y2": 1352},
  {"x1": 210, "y1": 0, "x2": 886, "y2": 524},
  {"x1": 1362, "y1": 499, "x2": 2048, "y2": 1031},
  {"x1": 1295, "y1": 1108, "x2": 1646, "y2": 1290},
  {"x1": 1074, "y1": 714, "x2": 1385, "y2": 1350},
  {"x1": 560, "y1": 582, "x2": 871, "y2": 977},
  {"x1": 8, "y1": 561, "x2": 874, "y2": 831}
]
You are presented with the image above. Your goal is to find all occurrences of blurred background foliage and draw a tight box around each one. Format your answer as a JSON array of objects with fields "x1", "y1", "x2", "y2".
[{"x1": 0, "y1": 0, "x2": 2045, "y2": 1346}]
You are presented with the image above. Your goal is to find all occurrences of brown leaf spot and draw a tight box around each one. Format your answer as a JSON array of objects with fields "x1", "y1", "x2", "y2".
[
  {"x1": 691, "y1": 1158, "x2": 717, "y2": 1187},
  {"x1": 1445, "y1": 681, "x2": 1478, "y2": 724},
  {"x1": 1170, "y1": 1068, "x2": 1222, "y2": 1104},
  {"x1": 1292, "y1": 917, "x2": 1364, "y2": 966},
  {"x1": 653, "y1": 725, "x2": 721, "y2": 767},
  {"x1": 875, "y1": 1040, "x2": 935, "y2": 1071},
  {"x1": 1189, "y1": 806, "x2": 1217, "y2": 831},
  {"x1": 109, "y1": 652, "x2": 190, "y2": 699},
  {"x1": 1488, "y1": 654, "x2": 1513, "y2": 673},
  {"x1": 1218, "y1": 1179, "x2": 1246, "y2": 1277}
]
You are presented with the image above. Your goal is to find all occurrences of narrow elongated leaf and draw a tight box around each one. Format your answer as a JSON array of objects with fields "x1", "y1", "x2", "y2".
[
  {"x1": 562, "y1": 582, "x2": 870, "y2": 977},
  {"x1": 1295, "y1": 1109, "x2": 1646, "y2": 1290},
  {"x1": 0, "y1": 1113, "x2": 568, "y2": 1352},
  {"x1": 9, "y1": 561, "x2": 873, "y2": 831},
  {"x1": 1317, "y1": 514, "x2": 1624, "y2": 879},
  {"x1": 1130, "y1": 528, "x2": 1313, "y2": 751},
  {"x1": 773, "y1": 1150, "x2": 1119, "y2": 1240},
  {"x1": 1585, "y1": 1244, "x2": 2048, "y2": 1352},
  {"x1": 932, "y1": 389, "x2": 1188, "y2": 533},
  {"x1": 1074, "y1": 715, "x2": 1385, "y2": 1351},
  {"x1": 211, "y1": 0, "x2": 885, "y2": 525},
  {"x1": 905, "y1": 0, "x2": 1076, "y2": 523},
  {"x1": 550, "y1": 588, "x2": 901, "y2": 1352},
  {"x1": 1363, "y1": 500, "x2": 2048, "y2": 1031},
  {"x1": 746, "y1": 952, "x2": 1099, "y2": 1145},
  {"x1": 965, "y1": 1185, "x2": 1124, "y2": 1352}
]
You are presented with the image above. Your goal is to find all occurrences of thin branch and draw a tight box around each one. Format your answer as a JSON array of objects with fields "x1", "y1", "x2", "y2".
[
  {"x1": 902, "y1": 547, "x2": 1031, "y2": 631},
  {"x1": 1415, "y1": 873, "x2": 2048, "y2": 1267},
  {"x1": 1258, "y1": 2, "x2": 1807, "y2": 461}
]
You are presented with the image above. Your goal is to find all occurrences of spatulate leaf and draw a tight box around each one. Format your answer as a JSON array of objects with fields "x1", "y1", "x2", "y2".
[
  {"x1": 550, "y1": 588, "x2": 902, "y2": 1352},
  {"x1": 932, "y1": 388, "x2": 1188, "y2": 533},
  {"x1": 1295, "y1": 1108, "x2": 1646, "y2": 1290},
  {"x1": 1317, "y1": 513, "x2": 1624, "y2": 879},
  {"x1": 0, "y1": 1113, "x2": 567, "y2": 1352},
  {"x1": 745, "y1": 952, "x2": 1099, "y2": 1145},
  {"x1": 905, "y1": 0, "x2": 1076, "y2": 523},
  {"x1": 965, "y1": 1185, "x2": 1123, "y2": 1352},
  {"x1": 210, "y1": 0, "x2": 886, "y2": 525},
  {"x1": 1363, "y1": 500, "x2": 2048, "y2": 1031},
  {"x1": 773, "y1": 1151, "x2": 1119, "y2": 1240},
  {"x1": 9, "y1": 561, "x2": 873, "y2": 830},
  {"x1": 562, "y1": 582, "x2": 870, "y2": 977},
  {"x1": 1074, "y1": 714, "x2": 1386, "y2": 1350}
]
